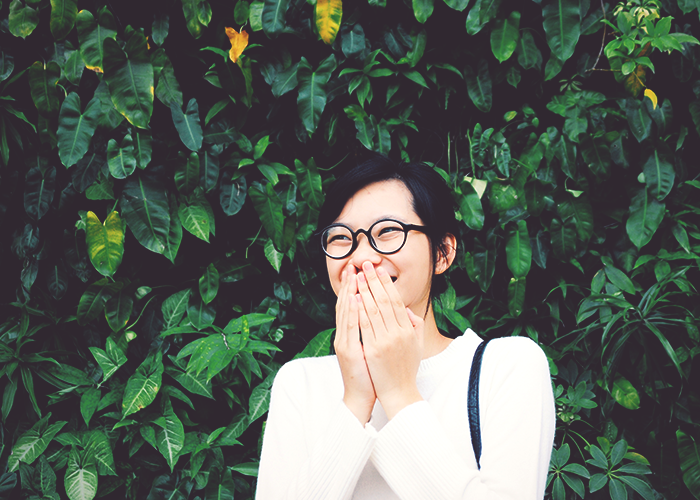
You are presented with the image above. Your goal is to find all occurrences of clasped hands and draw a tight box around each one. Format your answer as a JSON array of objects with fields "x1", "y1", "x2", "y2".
[{"x1": 335, "y1": 262, "x2": 424, "y2": 424}]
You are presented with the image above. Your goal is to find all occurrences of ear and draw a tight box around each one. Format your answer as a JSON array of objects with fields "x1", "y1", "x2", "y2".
[{"x1": 434, "y1": 233, "x2": 457, "y2": 275}]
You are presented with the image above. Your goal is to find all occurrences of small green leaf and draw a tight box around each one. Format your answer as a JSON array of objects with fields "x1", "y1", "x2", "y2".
[
  {"x1": 612, "y1": 376, "x2": 640, "y2": 409},
  {"x1": 199, "y1": 263, "x2": 219, "y2": 304},
  {"x1": 171, "y1": 98, "x2": 203, "y2": 151},
  {"x1": 490, "y1": 11, "x2": 520, "y2": 63},
  {"x1": 85, "y1": 211, "x2": 124, "y2": 278},
  {"x1": 50, "y1": 0, "x2": 77, "y2": 41},
  {"x1": 80, "y1": 388, "x2": 100, "y2": 427},
  {"x1": 121, "y1": 352, "x2": 163, "y2": 418}
]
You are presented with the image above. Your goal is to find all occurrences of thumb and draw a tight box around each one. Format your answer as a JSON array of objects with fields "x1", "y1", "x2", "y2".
[{"x1": 405, "y1": 307, "x2": 423, "y2": 329}]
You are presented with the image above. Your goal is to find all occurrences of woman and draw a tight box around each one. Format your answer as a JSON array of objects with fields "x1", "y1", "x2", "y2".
[{"x1": 256, "y1": 157, "x2": 555, "y2": 499}]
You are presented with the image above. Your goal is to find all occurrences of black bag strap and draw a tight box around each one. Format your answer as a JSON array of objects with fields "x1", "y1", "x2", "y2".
[{"x1": 468, "y1": 339, "x2": 491, "y2": 470}]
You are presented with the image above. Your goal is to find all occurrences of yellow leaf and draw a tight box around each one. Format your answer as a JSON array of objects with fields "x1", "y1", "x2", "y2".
[
  {"x1": 86, "y1": 211, "x2": 125, "y2": 277},
  {"x1": 225, "y1": 27, "x2": 249, "y2": 63},
  {"x1": 315, "y1": 0, "x2": 342, "y2": 45},
  {"x1": 644, "y1": 88, "x2": 657, "y2": 110}
]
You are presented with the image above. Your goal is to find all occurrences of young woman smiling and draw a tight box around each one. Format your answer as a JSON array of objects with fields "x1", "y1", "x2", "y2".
[{"x1": 256, "y1": 157, "x2": 556, "y2": 500}]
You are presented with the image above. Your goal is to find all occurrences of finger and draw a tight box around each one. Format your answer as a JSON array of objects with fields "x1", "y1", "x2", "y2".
[
  {"x1": 360, "y1": 262, "x2": 398, "y2": 326},
  {"x1": 357, "y1": 271, "x2": 388, "y2": 337},
  {"x1": 347, "y1": 288, "x2": 361, "y2": 344},
  {"x1": 405, "y1": 306, "x2": 424, "y2": 330},
  {"x1": 375, "y1": 265, "x2": 411, "y2": 329},
  {"x1": 357, "y1": 294, "x2": 377, "y2": 345},
  {"x1": 335, "y1": 268, "x2": 352, "y2": 347}
]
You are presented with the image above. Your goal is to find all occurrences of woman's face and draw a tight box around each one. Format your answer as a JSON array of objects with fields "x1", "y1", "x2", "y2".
[{"x1": 326, "y1": 180, "x2": 435, "y2": 315}]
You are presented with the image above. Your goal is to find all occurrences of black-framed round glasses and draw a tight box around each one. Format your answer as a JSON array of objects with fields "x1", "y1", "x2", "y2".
[{"x1": 320, "y1": 218, "x2": 428, "y2": 259}]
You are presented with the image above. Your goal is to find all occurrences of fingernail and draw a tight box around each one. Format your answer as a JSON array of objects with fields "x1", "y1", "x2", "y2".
[
  {"x1": 356, "y1": 294, "x2": 362, "y2": 303},
  {"x1": 358, "y1": 272, "x2": 366, "y2": 283},
  {"x1": 363, "y1": 261, "x2": 373, "y2": 272},
  {"x1": 376, "y1": 266, "x2": 385, "y2": 276}
]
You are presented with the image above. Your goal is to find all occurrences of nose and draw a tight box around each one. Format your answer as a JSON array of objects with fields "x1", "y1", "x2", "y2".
[{"x1": 349, "y1": 232, "x2": 382, "y2": 271}]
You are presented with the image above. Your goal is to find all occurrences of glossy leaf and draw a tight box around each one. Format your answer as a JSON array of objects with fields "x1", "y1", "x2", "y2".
[
  {"x1": 182, "y1": 0, "x2": 205, "y2": 38},
  {"x1": 152, "y1": 13, "x2": 169, "y2": 45},
  {"x1": 626, "y1": 188, "x2": 665, "y2": 249},
  {"x1": 199, "y1": 263, "x2": 219, "y2": 304},
  {"x1": 122, "y1": 352, "x2": 163, "y2": 418},
  {"x1": 468, "y1": 229, "x2": 498, "y2": 293},
  {"x1": 249, "y1": 384, "x2": 271, "y2": 422},
  {"x1": 77, "y1": 278, "x2": 118, "y2": 325},
  {"x1": 612, "y1": 376, "x2": 640, "y2": 409},
  {"x1": 171, "y1": 98, "x2": 203, "y2": 151},
  {"x1": 107, "y1": 135, "x2": 137, "y2": 179},
  {"x1": 249, "y1": 181, "x2": 285, "y2": 251},
  {"x1": 542, "y1": 0, "x2": 581, "y2": 63},
  {"x1": 262, "y1": 0, "x2": 290, "y2": 37},
  {"x1": 297, "y1": 55, "x2": 336, "y2": 135},
  {"x1": 105, "y1": 292, "x2": 133, "y2": 332},
  {"x1": 28, "y1": 61, "x2": 60, "y2": 116},
  {"x1": 49, "y1": 0, "x2": 77, "y2": 41},
  {"x1": 465, "y1": 60, "x2": 492, "y2": 113},
  {"x1": 133, "y1": 130, "x2": 152, "y2": 169},
  {"x1": 413, "y1": 0, "x2": 434, "y2": 24},
  {"x1": 155, "y1": 397, "x2": 184, "y2": 472},
  {"x1": 120, "y1": 176, "x2": 170, "y2": 254},
  {"x1": 550, "y1": 218, "x2": 576, "y2": 260},
  {"x1": 491, "y1": 11, "x2": 520, "y2": 63},
  {"x1": 64, "y1": 447, "x2": 97, "y2": 500},
  {"x1": 86, "y1": 211, "x2": 124, "y2": 277},
  {"x1": 24, "y1": 165, "x2": 56, "y2": 221},
  {"x1": 557, "y1": 194, "x2": 594, "y2": 242},
  {"x1": 507, "y1": 277, "x2": 526, "y2": 317},
  {"x1": 178, "y1": 199, "x2": 210, "y2": 242},
  {"x1": 89, "y1": 338, "x2": 126, "y2": 382},
  {"x1": 76, "y1": 7, "x2": 118, "y2": 73},
  {"x1": 315, "y1": 0, "x2": 342, "y2": 44},
  {"x1": 642, "y1": 147, "x2": 675, "y2": 201},
  {"x1": 155, "y1": 56, "x2": 183, "y2": 108},
  {"x1": 456, "y1": 180, "x2": 484, "y2": 230},
  {"x1": 220, "y1": 174, "x2": 247, "y2": 216},
  {"x1": 57, "y1": 93, "x2": 101, "y2": 168},
  {"x1": 103, "y1": 33, "x2": 154, "y2": 129},
  {"x1": 8, "y1": 0, "x2": 39, "y2": 38},
  {"x1": 626, "y1": 98, "x2": 652, "y2": 143},
  {"x1": 516, "y1": 30, "x2": 542, "y2": 70},
  {"x1": 506, "y1": 220, "x2": 531, "y2": 278},
  {"x1": 8, "y1": 413, "x2": 66, "y2": 472},
  {"x1": 678, "y1": 430, "x2": 700, "y2": 499},
  {"x1": 186, "y1": 293, "x2": 216, "y2": 329},
  {"x1": 80, "y1": 387, "x2": 100, "y2": 427}
]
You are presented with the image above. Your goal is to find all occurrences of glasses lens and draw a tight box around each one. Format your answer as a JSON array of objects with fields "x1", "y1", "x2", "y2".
[
  {"x1": 323, "y1": 226, "x2": 353, "y2": 258},
  {"x1": 371, "y1": 220, "x2": 406, "y2": 254}
]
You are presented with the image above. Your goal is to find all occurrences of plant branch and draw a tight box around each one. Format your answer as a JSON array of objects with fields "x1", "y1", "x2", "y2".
[{"x1": 587, "y1": 0, "x2": 608, "y2": 72}]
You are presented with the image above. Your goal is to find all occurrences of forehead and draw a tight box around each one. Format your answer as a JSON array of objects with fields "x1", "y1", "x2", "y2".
[{"x1": 334, "y1": 180, "x2": 419, "y2": 226}]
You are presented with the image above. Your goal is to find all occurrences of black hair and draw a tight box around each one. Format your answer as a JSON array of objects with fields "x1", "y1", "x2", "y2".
[{"x1": 317, "y1": 155, "x2": 459, "y2": 300}]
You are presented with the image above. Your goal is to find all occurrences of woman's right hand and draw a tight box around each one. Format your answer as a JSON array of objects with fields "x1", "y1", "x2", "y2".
[{"x1": 334, "y1": 264, "x2": 376, "y2": 424}]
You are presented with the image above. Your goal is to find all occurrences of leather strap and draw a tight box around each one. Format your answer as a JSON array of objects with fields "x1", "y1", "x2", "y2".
[{"x1": 468, "y1": 339, "x2": 491, "y2": 470}]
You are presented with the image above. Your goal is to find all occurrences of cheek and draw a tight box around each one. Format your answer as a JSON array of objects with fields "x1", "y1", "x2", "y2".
[{"x1": 327, "y1": 259, "x2": 342, "y2": 296}]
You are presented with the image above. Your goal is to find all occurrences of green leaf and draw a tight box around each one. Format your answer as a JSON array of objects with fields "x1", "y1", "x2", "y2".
[
  {"x1": 77, "y1": 278, "x2": 117, "y2": 325},
  {"x1": 557, "y1": 194, "x2": 594, "y2": 242},
  {"x1": 506, "y1": 220, "x2": 531, "y2": 278},
  {"x1": 465, "y1": 60, "x2": 492, "y2": 113},
  {"x1": 9, "y1": 0, "x2": 39, "y2": 38},
  {"x1": 616, "y1": 476, "x2": 655, "y2": 500},
  {"x1": 186, "y1": 293, "x2": 216, "y2": 329},
  {"x1": 152, "y1": 13, "x2": 169, "y2": 45},
  {"x1": 297, "y1": 55, "x2": 336, "y2": 135},
  {"x1": 264, "y1": 238, "x2": 283, "y2": 272},
  {"x1": 163, "y1": 194, "x2": 183, "y2": 264},
  {"x1": 162, "y1": 289, "x2": 191, "y2": 330},
  {"x1": 85, "y1": 431, "x2": 116, "y2": 476},
  {"x1": 642, "y1": 147, "x2": 675, "y2": 201},
  {"x1": 88, "y1": 338, "x2": 126, "y2": 382},
  {"x1": 294, "y1": 328, "x2": 333, "y2": 359},
  {"x1": 64, "y1": 50, "x2": 85, "y2": 85},
  {"x1": 262, "y1": 0, "x2": 290, "y2": 37},
  {"x1": 626, "y1": 187, "x2": 665, "y2": 249},
  {"x1": 468, "y1": 229, "x2": 498, "y2": 292},
  {"x1": 199, "y1": 263, "x2": 219, "y2": 304},
  {"x1": 76, "y1": 8, "x2": 117, "y2": 73},
  {"x1": 649, "y1": 98, "x2": 672, "y2": 135},
  {"x1": 604, "y1": 265, "x2": 635, "y2": 294},
  {"x1": 107, "y1": 135, "x2": 137, "y2": 179},
  {"x1": 86, "y1": 211, "x2": 124, "y2": 277},
  {"x1": 167, "y1": 362, "x2": 214, "y2": 398},
  {"x1": 413, "y1": 0, "x2": 434, "y2": 24},
  {"x1": 132, "y1": 130, "x2": 152, "y2": 169},
  {"x1": 249, "y1": 181, "x2": 285, "y2": 251},
  {"x1": 626, "y1": 98, "x2": 652, "y2": 143},
  {"x1": 57, "y1": 93, "x2": 101, "y2": 168},
  {"x1": 295, "y1": 158, "x2": 324, "y2": 210},
  {"x1": 103, "y1": 33, "x2": 154, "y2": 129},
  {"x1": 178, "y1": 199, "x2": 210, "y2": 242},
  {"x1": 341, "y1": 24, "x2": 365, "y2": 58},
  {"x1": 28, "y1": 61, "x2": 60, "y2": 117},
  {"x1": 610, "y1": 439, "x2": 628, "y2": 466},
  {"x1": 678, "y1": 430, "x2": 700, "y2": 499},
  {"x1": 155, "y1": 397, "x2": 184, "y2": 472},
  {"x1": 550, "y1": 218, "x2": 576, "y2": 260},
  {"x1": 219, "y1": 174, "x2": 247, "y2": 216},
  {"x1": 443, "y1": 0, "x2": 469, "y2": 11},
  {"x1": 105, "y1": 292, "x2": 133, "y2": 332},
  {"x1": 80, "y1": 388, "x2": 100, "y2": 427},
  {"x1": 24, "y1": 165, "x2": 56, "y2": 221},
  {"x1": 590, "y1": 473, "x2": 608, "y2": 492},
  {"x1": 0, "y1": 52, "x2": 14, "y2": 82},
  {"x1": 249, "y1": 384, "x2": 270, "y2": 422},
  {"x1": 344, "y1": 104, "x2": 375, "y2": 149},
  {"x1": 171, "y1": 98, "x2": 203, "y2": 151},
  {"x1": 122, "y1": 352, "x2": 163, "y2": 418},
  {"x1": 65, "y1": 448, "x2": 97, "y2": 500},
  {"x1": 205, "y1": 468, "x2": 235, "y2": 500},
  {"x1": 155, "y1": 56, "x2": 183, "y2": 109},
  {"x1": 608, "y1": 477, "x2": 627, "y2": 500},
  {"x1": 120, "y1": 176, "x2": 170, "y2": 254},
  {"x1": 50, "y1": 0, "x2": 77, "y2": 40},
  {"x1": 507, "y1": 276, "x2": 526, "y2": 317},
  {"x1": 612, "y1": 377, "x2": 640, "y2": 409},
  {"x1": 491, "y1": 11, "x2": 520, "y2": 63},
  {"x1": 33, "y1": 455, "x2": 57, "y2": 496},
  {"x1": 175, "y1": 152, "x2": 200, "y2": 194},
  {"x1": 8, "y1": 413, "x2": 66, "y2": 472},
  {"x1": 516, "y1": 29, "x2": 542, "y2": 70},
  {"x1": 181, "y1": 0, "x2": 205, "y2": 38},
  {"x1": 542, "y1": 0, "x2": 581, "y2": 63},
  {"x1": 456, "y1": 180, "x2": 485, "y2": 231}
]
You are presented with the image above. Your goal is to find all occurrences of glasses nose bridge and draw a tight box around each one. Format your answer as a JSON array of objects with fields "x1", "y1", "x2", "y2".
[{"x1": 350, "y1": 227, "x2": 380, "y2": 261}]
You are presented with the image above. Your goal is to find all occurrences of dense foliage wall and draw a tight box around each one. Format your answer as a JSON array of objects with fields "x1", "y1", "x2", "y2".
[{"x1": 0, "y1": 0, "x2": 699, "y2": 498}]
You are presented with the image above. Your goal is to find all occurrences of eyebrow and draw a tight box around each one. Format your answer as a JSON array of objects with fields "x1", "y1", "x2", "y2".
[{"x1": 332, "y1": 215, "x2": 410, "y2": 228}]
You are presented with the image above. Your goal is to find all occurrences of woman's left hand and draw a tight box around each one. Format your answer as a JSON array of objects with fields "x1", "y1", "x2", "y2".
[{"x1": 356, "y1": 261, "x2": 424, "y2": 420}]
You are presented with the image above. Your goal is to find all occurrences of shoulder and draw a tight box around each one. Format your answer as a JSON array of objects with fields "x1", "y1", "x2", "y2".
[
  {"x1": 481, "y1": 336, "x2": 551, "y2": 380},
  {"x1": 272, "y1": 355, "x2": 342, "y2": 392}
]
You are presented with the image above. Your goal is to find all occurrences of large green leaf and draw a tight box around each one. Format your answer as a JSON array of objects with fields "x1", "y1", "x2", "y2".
[
  {"x1": 65, "y1": 448, "x2": 97, "y2": 500},
  {"x1": 262, "y1": 0, "x2": 291, "y2": 37},
  {"x1": 155, "y1": 57, "x2": 183, "y2": 109},
  {"x1": 581, "y1": 135, "x2": 612, "y2": 179},
  {"x1": 76, "y1": 7, "x2": 117, "y2": 73},
  {"x1": 57, "y1": 93, "x2": 101, "y2": 168},
  {"x1": 249, "y1": 181, "x2": 285, "y2": 251},
  {"x1": 8, "y1": 0, "x2": 39, "y2": 38},
  {"x1": 77, "y1": 278, "x2": 119, "y2": 325},
  {"x1": 88, "y1": 337, "x2": 126, "y2": 382},
  {"x1": 162, "y1": 289, "x2": 191, "y2": 330},
  {"x1": 152, "y1": 13, "x2": 169, "y2": 46},
  {"x1": 171, "y1": 98, "x2": 203, "y2": 151},
  {"x1": 199, "y1": 263, "x2": 219, "y2": 304},
  {"x1": 85, "y1": 211, "x2": 124, "y2": 277},
  {"x1": 550, "y1": 218, "x2": 576, "y2": 260},
  {"x1": 155, "y1": 397, "x2": 184, "y2": 472},
  {"x1": 344, "y1": 104, "x2": 374, "y2": 149},
  {"x1": 107, "y1": 135, "x2": 137, "y2": 179},
  {"x1": 186, "y1": 293, "x2": 216, "y2": 329},
  {"x1": 467, "y1": 229, "x2": 498, "y2": 293},
  {"x1": 120, "y1": 176, "x2": 170, "y2": 254},
  {"x1": 175, "y1": 152, "x2": 200, "y2": 194},
  {"x1": 507, "y1": 276, "x2": 526, "y2": 317},
  {"x1": 199, "y1": 151, "x2": 219, "y2": 192},
  {"x1": 297, "y1": 55, "x2": 337, "y2": 135},
  {"x1": 295, "y1": 158, "x2": 324, "y2": 210},
  {"x1": 413, "y1": 0, "x2": 434, "y2": 23},
  {"x1": 626, "y1": 187, "x2": 665, "y2": 249},
  {"x1": 50, "y1": 0, "x2": 77, "y2": 41},
  {"x1": 678, "y1": 430, "x2": 700, "y2": 499},
  {"x1": 219, "y1": 174, "x2": 247, "y2": 216},
  {"x1": 103, "y1": 33, "x2": 154, "y2": 129},
  {"x1": 626, "y1": 98, "x2": 652, "y2": 143},
  {"x1": 8, "y1": 413, "x2": 66, "y2": 472},
  {"x1": 28, "y1": 61, "x2": 60, "y2": 117},
  {"x1": 557, "y1": 194, "x2": 594, "y2": 242},
  {"x1": 0, "y1": 52, "x2": 14, "y2": 82},
  {"x1": 542, "y1": 0, "x2": 581, "y2": 63},
  {"x1": 178, "y1": 199, "x2": 210, "y2": 242},
  {"x1": 643, "y1": 147, "x2": 675, "y2": 201},
  {"x1": 249, "y1": 384, "x2": 271, "y2": 422},
  {"x1": 24, "y1": 165, "x2": 56, "y2": 221},
  {"x1": 134, "y1": 130, "x2": 153, "y2": 169},
  {"x1": 456, "y1": 180, "x2": 484, "y2": 231},
  {"x1": 506, "y1": 220, "x2": 531, "y2": 278},
  {"x1": 491, "y1": 11, "x2": 520, "y2": 63},
  {"x1": 85, "y1": 431, "x2": 117, "y2": 476},
  {"x1": 465, "y1": 59, "x2": 492, "y2": 113},
  {"x1": 105, "y1": 291, "x2": 133, "y2": 332},
  {"x1": 164, "y1": 193, "x2": 183, "y2": 264},
  {"x1": 516, "y1": 30, "x2": 542, "y2": 70},
  {"x1": 122, "y1": 352, "x2": 163, "y2": 418},
  {"x1": 205, "y1": 468, "x2": 235, "y2": 500},
  {"x1": 80, "y1": 387, "x2": 100, "y2": 427},
  {"x1": 181, "y1": 0, "x2": 206, "y2": 38}
]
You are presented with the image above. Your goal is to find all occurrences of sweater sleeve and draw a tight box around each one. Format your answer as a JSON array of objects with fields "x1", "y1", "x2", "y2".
[
  {"x1": 255, "y1": 359, "x2": 378, "y2": 500},
  {"x1": 370, "y1": 338, "x2": 555, "y2": 500}
]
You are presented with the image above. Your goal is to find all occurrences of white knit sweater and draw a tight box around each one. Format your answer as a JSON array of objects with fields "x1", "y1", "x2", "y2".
[{"x1": 256, "y1": 329, "x2": 556, "y2": 499}]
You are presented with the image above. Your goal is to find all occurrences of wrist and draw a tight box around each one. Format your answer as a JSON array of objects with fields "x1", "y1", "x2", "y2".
[
  {"x1": 343, "y1": 395, "x2": 374, "y2": 425},
  {"x1": 380, "y1": 387, "x2": 423, "y2": 420}
]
